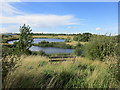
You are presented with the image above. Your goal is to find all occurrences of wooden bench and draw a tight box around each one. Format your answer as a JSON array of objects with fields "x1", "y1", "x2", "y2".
[
  {"x1": 49, "y1": 56, "x2": 76, "y2": 59},
  {"x1": 49, "y1": 56, "x2": 76, "y2": 64},
  {"x1": 49, "y1": 59, "x2": 66, "y2": 62}
]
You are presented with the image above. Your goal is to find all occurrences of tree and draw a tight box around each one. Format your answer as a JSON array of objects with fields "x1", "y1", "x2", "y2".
[{"x1": 16, "y1": 24, "x2": 33, "y2": 54}]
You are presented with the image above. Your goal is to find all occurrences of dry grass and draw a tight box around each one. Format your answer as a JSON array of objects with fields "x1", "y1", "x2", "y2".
[
  {"x1": 1, "y1": 43, "x2": 9, "y2": 45},
  {"x1": 33, "y1": 35, "x2": 73, "y2": 39},
  {"x1": 3, "y1": 55, "x2": 119, "y2": 88}
]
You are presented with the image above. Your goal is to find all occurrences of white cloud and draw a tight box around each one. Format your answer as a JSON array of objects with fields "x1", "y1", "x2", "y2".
[
  {"x1": 67, "y1": 26, "x2": 79, "y2": 29},
  {"x1": 0, "y1": 0, "x2": 23, "y2": 16},
  {"x1": 1, "y1": 0, "x2": 21, "y2": 2},
  {"x1": 0, "y1": 14, "x2": 79, "y2": 28},
  {"x1": 96, "y1": 27, "x2": 102, "y2": 30},
  {"x1": 0, "y1": 1, "x2": 80, "y2": 33},
  {"x1": 2, "y1": 0, "x2": 118, "y2": 2},
  {"x1": 0, "y1": 27, "x2": 8, "y2": 33},
  {"x1": 0, "y1": 25, "x2": 20, "y2": 33}
]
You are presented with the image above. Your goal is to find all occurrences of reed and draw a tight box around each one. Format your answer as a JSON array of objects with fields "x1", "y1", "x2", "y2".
[{"x1": 2, "y1": 55, "x2": 119, "y2": 89}]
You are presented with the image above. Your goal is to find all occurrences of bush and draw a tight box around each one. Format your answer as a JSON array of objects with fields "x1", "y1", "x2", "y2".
[
  {"x1": 84, "y1": 35, "x2": 117, "y2": 60},
  {"x1": 40, "y1": 40, "x2": 49, "y2": 44},
  {"x1": 115, "y1": 35, "x2": 120, "y2": 81},
  {"x1": 2, "y1": 45, "x2": 16, "y2": 57},
  {"x1": 74, "y1": 48, "x2": 83, "y2": 56},
  {"x1": 65, "y1": 39, "x2": 71, "y2": 42},
  {"x1": 2, "y1": 55, "x2": 20, "y2": 83},
  {"x1": 38, "y1": 50, "x2": 46, "y2": 56},
  {"x1": 2, "y1": 39, "x2": 7, "y2": 43},
  {"x1": 74, "y1": 42, "x2": 83, "y2": 56},
  {"x1": 73, "y1": 33, "x2": 92, "y2": 42}
]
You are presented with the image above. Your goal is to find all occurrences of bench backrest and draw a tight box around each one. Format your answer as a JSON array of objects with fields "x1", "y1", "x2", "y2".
[{"x1": 49, "y1": 56, "x2": 76, "y2": 59}]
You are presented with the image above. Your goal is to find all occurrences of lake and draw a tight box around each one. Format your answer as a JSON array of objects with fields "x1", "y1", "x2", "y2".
[
  {"x1": 8, "y1": 38, "x2": 74, "y2": 54},
  {"x1": 8, "y1": 38, "x2": 65, "y2": 44},
  {"x1": 29, "y1": 46, "x2": 74, "y2": 54}
]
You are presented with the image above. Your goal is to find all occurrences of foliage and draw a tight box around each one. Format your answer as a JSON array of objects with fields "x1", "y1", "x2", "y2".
[
  {"x1": 15, "y1": 24, "x2": 33, "y2": 55},
  {"x1": 65, "y1": 38, "x2": 71, "y2": 42},
  {"x1": 74, "y1": 42, "x2": 83, "y2": 56},
  {"x1": 2, "y1": 55, "x2": 20, "y2": 83},
  {"x1": 74, "y1": 48, "x2": 83, "y2": 56},
  {"x1": 84, "y1": 35, "x2": 117, "y2": 60},
  {"x1": 115, "y1": 35, "x2": 120, "y2": 81},
  {"x1": 73, "y1": 33, "x2": 92, "y2": 42},
  {"x1": 31, "y1": 50, "x2": 48, "y2": 56},
  {"x1": 40, "y1": 40, "x2": 49, "y2": 44},
  {"x1": 2, "y1": 32, "x2": 120, "y2": 88},
  {"x1": 1, "y1": 39, "x2": 7, "y2": 43},
  {"x1": 2, "y1": 34, "x2": 12, "y2": 39},
  {"x1": 38, "y1": 50, "x2": 46, "y2": 56},
  {"x1": 2, "y1": 45, "x2": 16, "y2": 57}
]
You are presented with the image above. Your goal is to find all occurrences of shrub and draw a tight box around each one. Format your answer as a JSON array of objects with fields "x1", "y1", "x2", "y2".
[
  {"x1": 65, "y1": 39, "x2": 71, "y2": 42},
  {"x1": 115, "y1": 35, "x2": 120, "y2": 81},
  {"x1": 38, "y1": 50, "x2": 46, "y2": 56},
  {"x1": 74, "y1": 42, "x2": 83, "y2": 56},
  {"x1": 31, "y1": 51, "x2": 38, "y2": 55},
  {"x1": 74, "y1": 48, "x2": 83, "y2": 56},
  {"x1": 84, "y1": 35, "x2": 117, "y2": 60},
  {"x1": 2, "y1": 55, "x2": 20, "y2": 83},
  {"x1": 40, "y1": 40, "x2": 49, "y2": 44},
  {"x1": 73, "y1": 33, "x2": 92, "y2": 42},
  {"x1": 2, "y1": 45, "x2": 16, "y2": 57}
]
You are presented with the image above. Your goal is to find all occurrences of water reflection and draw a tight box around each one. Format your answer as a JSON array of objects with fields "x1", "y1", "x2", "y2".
[{"x1": 29, "y1": 46, "x2": 74, "y2": 54}]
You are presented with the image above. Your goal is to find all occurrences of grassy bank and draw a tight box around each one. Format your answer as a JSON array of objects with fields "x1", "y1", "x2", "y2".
[{"x1": 3, "y1": 55, "x2": 119, "y2": 89}]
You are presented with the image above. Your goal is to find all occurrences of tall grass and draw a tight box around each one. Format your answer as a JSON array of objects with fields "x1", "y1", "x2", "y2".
[{"x1": 3, "y1": 55, "x2": 119, "y2": 89}]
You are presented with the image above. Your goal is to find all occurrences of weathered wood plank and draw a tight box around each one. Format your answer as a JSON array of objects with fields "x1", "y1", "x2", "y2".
[
  {"x1": 49, "y1": 56, "x2": 76, "y2": 59},
  {"x1": 49, "y1": 59, "x2": 66, "y2": 62}
]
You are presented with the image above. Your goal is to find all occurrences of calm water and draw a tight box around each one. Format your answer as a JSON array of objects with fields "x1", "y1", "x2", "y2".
[
  {"x1": 8, "y1": 38, "x2": 73, "y2": 54},
  {"x1": 29, "y1": 46, "x2": 74, "y2": 54},
  {"x1": 8, "y1": 38, "x2": 65, "y2": 44}
]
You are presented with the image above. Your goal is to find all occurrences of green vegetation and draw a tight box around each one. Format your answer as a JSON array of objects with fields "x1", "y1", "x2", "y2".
[
  {"x1": 31, "y1": 50, "x2": 47, "y2": 56},
  {"x1": 33, "y1": 40, "x2": 74, "y2": 49},
  {"x1": 2, "y1": 24, "x2": 34, "y2": 56},
  {"x1": 73, "y1": 33, "x2": 92, "y2": 42},
  {"x1": 74, "y1": 42, "x2": 83, "y2": 56},
  {"x1": 2, "y1": 55, "x2": 119, "y2": 88},
  {"x1": 14, "y1": 24, "x2": 33, "y2": 55},
  {"x1": 84, "y1": 35, "x2": 117, "y2": 60},
  {"x1": 2, "y1": 45, "x2": 14, "y2": 57},
  {"x1": 65, "y1": 38, "x2": 71, "y2": 42},
  {"x1": 1, "y1": 35, "x2": 19, "y2": 43},
  {"x1": 1, "y1": 25, "x2": 120, "y2": 89}
]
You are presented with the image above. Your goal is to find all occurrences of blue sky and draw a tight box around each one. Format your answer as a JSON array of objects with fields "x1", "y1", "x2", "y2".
[{"x1": 0, "y1": 1, "x2": 118, "y2": 35}]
